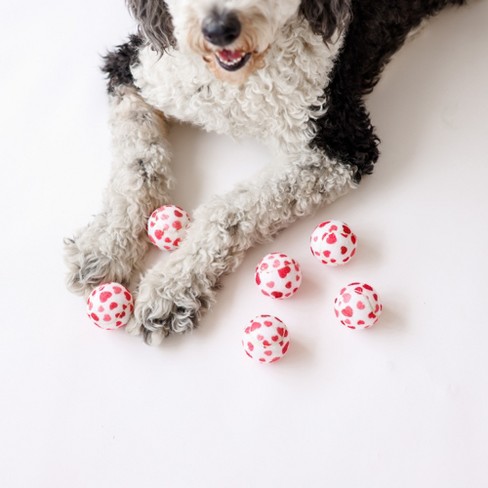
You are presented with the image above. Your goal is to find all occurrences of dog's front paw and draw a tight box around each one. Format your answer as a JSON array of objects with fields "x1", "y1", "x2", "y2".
[
  {"x1": 127, "y1": 265, "x2": 216, "y2": 346},
  {"x1": 64, "y1": 238, "x2": 127, "y2": 297},
  {"x1": 64, "y1": 219, "x2": 147, "y2": 297}
]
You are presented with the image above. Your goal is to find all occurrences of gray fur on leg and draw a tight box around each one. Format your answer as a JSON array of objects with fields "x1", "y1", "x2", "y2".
[
  {"x1": 64, "y1": 86, "x2": 174, "y2": 296},
  {"x1": 129, "y1": 149, "x2": 355, "y2": 345},
  {"x1": 126, "y1": 250, "x2": 218, "y2": 345},
  {"x1": 63, "y1": 211, "x2": 152, "y2": 297}
]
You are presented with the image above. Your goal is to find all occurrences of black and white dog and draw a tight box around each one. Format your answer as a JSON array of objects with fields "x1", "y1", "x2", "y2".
[{"x1": 65, "y1": 0, "x2": 466, "y2": 344}]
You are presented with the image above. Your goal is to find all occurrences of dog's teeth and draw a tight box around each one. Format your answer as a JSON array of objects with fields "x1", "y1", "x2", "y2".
[{"x1": 216, "y1": 52, "x2": 245, "y2": 66}]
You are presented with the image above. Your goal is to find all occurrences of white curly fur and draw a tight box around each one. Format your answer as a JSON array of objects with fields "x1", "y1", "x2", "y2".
[
  {"x1": 65, "y1": 12, "x2": 356, "y2": 344},
  {"x1": 167, "y1": 0, "x2": 303, "y2": 51}
]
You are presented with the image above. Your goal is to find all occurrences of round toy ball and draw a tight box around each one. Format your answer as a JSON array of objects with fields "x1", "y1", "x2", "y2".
[
  {"x1": 334, "y1": 282, "x2": 383, "y2": 330},
  {"x1": 310, "y1": 220, "x2": 357, "y2": 266},
  {"x1": 242, "y1": 315, "x2": 290, "y2": 364},
  {"x1": 255, "y1": 252, "x2": 302, "y2": 300},
  {"x1": 87, "y1": 282, "x2": 134, "y2": 330},
  {"x1": 147, "y1": 205, "x2": 191, "y2": 251}
]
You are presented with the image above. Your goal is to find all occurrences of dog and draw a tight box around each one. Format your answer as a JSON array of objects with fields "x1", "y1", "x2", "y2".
[{"x1": 64, "y1": 0, "x2": 466, "y2": 345}]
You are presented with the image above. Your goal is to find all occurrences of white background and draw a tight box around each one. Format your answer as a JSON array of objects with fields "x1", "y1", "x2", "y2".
[{"x1": 1, "y1": 1, "x2": 487, "y2": 487}]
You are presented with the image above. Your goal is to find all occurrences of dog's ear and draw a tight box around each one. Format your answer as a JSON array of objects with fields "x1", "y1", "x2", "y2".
[
  {"x1": 300, "y1": 0, "x2": 351, "y2": 41},
  {"x1": 126, "y1": 0, "x2": 176, "y2": 52}
]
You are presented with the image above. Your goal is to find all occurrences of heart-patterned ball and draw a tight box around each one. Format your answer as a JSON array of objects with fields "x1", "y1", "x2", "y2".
[
  {"x1": 255, "y1": 252, "x2": 302, "y2": 300},
  {"x1": 310, "y1": 220, "x2": 357, "y2": 266},
  {"x1": 242, "y1": 315, "x2": 290, "y2": 364},
  {"x1": 87, "y1": 282, "x2": 134, "y2": 330},
  {"x1": 334, "y1": 282, "x2": 383, "y2": 329},
  {"x1": 147, "y1": 205, "x2": 191, "y2": 251}
]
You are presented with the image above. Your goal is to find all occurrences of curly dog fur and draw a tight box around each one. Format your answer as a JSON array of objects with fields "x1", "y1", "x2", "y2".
[{"x1": 65, "y1": 0, "x2": 466, "y2": 345}]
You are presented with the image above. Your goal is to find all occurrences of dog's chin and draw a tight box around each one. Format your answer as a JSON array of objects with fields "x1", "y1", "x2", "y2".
[{"x1": 203, "y1": 48, "x2": 268, "y2": 85}]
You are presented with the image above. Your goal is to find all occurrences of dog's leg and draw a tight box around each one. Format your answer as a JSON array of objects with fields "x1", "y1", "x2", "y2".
[
  {"x1": 64, "y1": 85, "x2": 173, "y2": 296},
  {"x1": 128, "y1": 149, "x2": 355, "y2": 344}
]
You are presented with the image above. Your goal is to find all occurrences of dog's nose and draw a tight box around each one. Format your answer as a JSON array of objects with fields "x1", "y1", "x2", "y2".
[{"x1": 202, "y1": 11, "x2": 241, "y2": 46}]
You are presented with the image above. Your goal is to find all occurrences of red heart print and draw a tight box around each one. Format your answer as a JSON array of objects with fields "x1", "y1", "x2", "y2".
[
  {"x1": 100, "y1": 292, "x2": 112, "y2": 303},
  {"x1": 278, "y1": 266, "x2": 291, "y2": 278},
  {"x1": 326, "y1": 234, "x2": 337, "y2": 244},
  {"x1": 251, "y1": 321, "x2": 261, "y2": 331},
  {"x1": 342, "y1": 306, "x2": 353, "y2": 317}
]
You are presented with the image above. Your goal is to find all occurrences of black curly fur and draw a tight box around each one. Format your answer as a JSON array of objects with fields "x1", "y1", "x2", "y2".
[
  {"x1": 102, "y1": 34, "x2": 143, "y2": 93},
  {"x1": 126, "y1": 0, "x2": 175, "y2": 53},
  {"x1": 311, "y1": 0, "x2": 466, "y2": 182},
  {"x1": 300, "y1": 0, "x2": 352, "y2": 41}
]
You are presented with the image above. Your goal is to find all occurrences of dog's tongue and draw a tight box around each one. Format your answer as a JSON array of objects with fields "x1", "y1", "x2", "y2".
[{"x1": 217, "y1": 49, "x2": 243, "y2": 62}]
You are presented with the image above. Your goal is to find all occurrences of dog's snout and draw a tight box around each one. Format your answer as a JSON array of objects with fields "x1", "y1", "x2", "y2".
[{"x1": 202, "y1": 10, "x2": 241, "y2": 47}]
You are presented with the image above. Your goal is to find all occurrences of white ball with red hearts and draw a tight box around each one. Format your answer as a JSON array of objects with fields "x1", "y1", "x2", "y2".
[
  {"x1": 334, "y1": 282, "x2": 383, "y2": 330},
  {"x1": 87, "y1": 282, "x2": 134, "y2": 330},
  {"x1": 310, "y1": 220, "x2": 357, "y2": 266},
  {"x1": 255, "y1": 252, "x2": 302, "y2": 300},
  {"x1": 242, "y1": 315, "x2": 290, "y2": 364},
  {"x1": 147, "y1": 205, "x2": 190, "y2": 251}
]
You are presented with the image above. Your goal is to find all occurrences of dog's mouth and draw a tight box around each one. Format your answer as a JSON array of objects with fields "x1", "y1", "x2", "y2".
[
  {"x1": 214, "y1": 49, "x2": 252, "y2": 72},
  {"x1": 200, "y1": 43, "x2": 267, "y2": 84}
]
